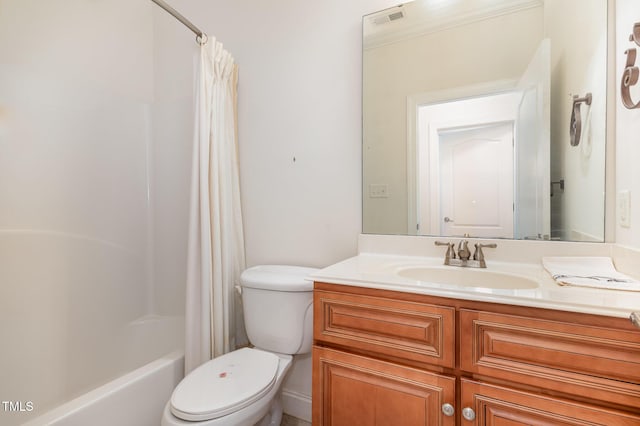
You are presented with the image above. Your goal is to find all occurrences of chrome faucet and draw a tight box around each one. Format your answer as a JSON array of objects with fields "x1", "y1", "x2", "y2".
[{"x1": 434, "y1": 240, "x2": 497, "y2": 268}]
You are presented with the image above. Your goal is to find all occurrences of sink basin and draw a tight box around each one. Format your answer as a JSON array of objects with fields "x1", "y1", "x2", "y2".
[{"x1": 396, "y1": 266, "x2": 538, "y2": 290}]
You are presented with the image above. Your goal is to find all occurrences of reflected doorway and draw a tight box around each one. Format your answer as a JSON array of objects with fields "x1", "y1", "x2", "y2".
[{"x1": 437, "y1": 122, "x2": 514, "y2": 238}]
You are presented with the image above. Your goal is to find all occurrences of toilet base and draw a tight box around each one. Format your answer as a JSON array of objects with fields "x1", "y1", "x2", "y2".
[{"x1": 256, "y1": 394, "x2": 283, "y2": 426}]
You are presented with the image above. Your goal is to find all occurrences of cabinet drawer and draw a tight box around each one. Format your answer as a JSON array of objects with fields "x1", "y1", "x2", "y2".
[
  {"x1": 314, "y1": 289, "x2": 455, "y2": 368},
  {"x1": 460, "y1": 309, "x2": 640, "y2": 408},
  {"x1": 461, "y1": 379, "x2": 640, "y2": 425}
]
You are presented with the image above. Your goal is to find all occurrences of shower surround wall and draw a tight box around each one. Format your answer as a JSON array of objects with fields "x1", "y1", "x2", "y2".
[{"x1": 0, "y1": 1, "x2": 189, "y2": 424}]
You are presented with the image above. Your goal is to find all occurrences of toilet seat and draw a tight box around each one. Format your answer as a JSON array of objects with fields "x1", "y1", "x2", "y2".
[{"x1": 170, "y1": 348, "x2": 280, "y2": 422}]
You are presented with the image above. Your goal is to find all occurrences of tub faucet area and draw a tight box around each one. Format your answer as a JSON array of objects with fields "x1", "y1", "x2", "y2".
[{"x1": 434, "y1": 240, "x2": 497, "y2": 268}]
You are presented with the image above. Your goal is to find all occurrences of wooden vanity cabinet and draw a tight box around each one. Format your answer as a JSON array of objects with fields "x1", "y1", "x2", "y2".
[{"x1": 312, "y1": 282, "x2": 640, "y2": 425}]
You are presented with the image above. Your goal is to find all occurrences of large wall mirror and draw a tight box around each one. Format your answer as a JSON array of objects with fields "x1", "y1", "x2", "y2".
[{"x1": 362, "y1": 0, "x2": 607, "y2": 241}]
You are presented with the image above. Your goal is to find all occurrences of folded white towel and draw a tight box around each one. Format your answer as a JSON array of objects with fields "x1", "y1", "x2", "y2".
[{"x1": 542, "y1": 257, "x2": 640, "y2": 291}]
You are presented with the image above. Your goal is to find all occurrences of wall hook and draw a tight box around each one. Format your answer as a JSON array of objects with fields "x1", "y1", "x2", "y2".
[
  {"x1": 570, "y1": 93, "x2": 592, "y2": 146},
  {"x1": 621, "y1": 22, "x2": 640, "y2": 110},
  {"x1": 550, "y1": 179, "x2": 564, "y2": 197},
  {"x1": 630, "y1": 22, "x2": 640, "y2": 46}
]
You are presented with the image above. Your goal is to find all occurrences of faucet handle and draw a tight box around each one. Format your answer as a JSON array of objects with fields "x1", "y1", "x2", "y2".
[
  {"x1": 473, "y1": 243, "x2": 497, "y2": 266},
  {"x1": 434, "y1": 241, "x2": 456, "y2": 262}
]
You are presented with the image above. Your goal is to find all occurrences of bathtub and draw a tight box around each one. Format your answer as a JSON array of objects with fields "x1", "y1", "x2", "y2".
[
  {"x1": 15, "y1": 316, "x2": 185, "y2": 426},
  {"x1": 21, "y1": 350, "x2": 183, "y2": 426}
]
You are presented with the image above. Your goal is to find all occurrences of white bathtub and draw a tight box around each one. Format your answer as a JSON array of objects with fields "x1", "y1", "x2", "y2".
[
  {"x1": 15, "y1": 316, "x2": 185, "y2": 426},
  {"x1": 22, "y1": 350, "x2": 183, "y2": 426}
]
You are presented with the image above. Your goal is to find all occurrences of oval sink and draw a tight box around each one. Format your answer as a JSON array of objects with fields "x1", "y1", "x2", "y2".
[{"x1": 397, "y1": 267, "x2": 538, "y2": 290}]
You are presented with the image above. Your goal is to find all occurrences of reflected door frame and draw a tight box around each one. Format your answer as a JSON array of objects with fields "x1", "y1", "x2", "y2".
[
  {"x1": 407, "y1": 81, "x2": 520, "y2": 235},
  {"x1": 437, "y1": 121, "x2": 515, "y2": 238}
]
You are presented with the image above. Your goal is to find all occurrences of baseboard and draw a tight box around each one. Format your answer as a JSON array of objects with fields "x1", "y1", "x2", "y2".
[{"x1": 281, "y1": 389, "x2": 311, "y2": 423}]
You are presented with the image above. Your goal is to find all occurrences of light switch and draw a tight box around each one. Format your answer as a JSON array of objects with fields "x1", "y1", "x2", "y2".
[
  {"x1": 618, "y1": 190, "x2": 631, "y2": 228},
  {"x1": 369, "y1": 184, "x2": 389, "y2": 198}
]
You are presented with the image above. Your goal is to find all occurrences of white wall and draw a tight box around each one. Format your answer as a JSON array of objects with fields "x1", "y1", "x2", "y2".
[
  {"x1": 0, "y1": 0, "x2": 155, "y2": 424},
  {"x1": 160, "y1": 0, "x2": 398, "y2": 270},
  {"x1": 615, "y1": 0, "x2": 640, "y2": 248}
]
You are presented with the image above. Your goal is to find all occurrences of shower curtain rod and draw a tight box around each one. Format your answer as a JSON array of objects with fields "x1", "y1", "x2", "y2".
[{"x1": 150, "y1": 0, "x2": 208, "y2": 44}]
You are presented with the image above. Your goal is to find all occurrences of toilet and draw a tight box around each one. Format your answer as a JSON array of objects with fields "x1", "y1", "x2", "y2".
[{"x1": 161, "y1": 265, "x2": 317, "y2": 426}]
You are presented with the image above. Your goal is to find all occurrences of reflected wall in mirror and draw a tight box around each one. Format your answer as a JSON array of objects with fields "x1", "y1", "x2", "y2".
[{"x1": 362, "y1": 0, "x2": 607, "y2": 241}]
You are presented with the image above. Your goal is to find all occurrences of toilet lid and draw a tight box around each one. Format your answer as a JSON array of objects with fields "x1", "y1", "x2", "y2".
[{"x1": 170, "y1": 348, "x2": 280, "y2": 422}]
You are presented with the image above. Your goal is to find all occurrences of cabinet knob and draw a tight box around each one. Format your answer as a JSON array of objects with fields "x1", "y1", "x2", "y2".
[
  {"x1": 462, "y1": 407, "x2": 476, "y2": 421},
  {"x1": 441, "y1": 403, "x2": 455, "y2": 417}
]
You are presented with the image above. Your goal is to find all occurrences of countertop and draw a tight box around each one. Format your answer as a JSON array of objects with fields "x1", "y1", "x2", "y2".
[{"x1": 310, "y1": 253, "x2": 640, "y2": 319}]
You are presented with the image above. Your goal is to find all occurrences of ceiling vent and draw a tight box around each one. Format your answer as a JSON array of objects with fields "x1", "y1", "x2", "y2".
[{"x1": 371, "y1": 7, "x2": 405, "y2": 25}]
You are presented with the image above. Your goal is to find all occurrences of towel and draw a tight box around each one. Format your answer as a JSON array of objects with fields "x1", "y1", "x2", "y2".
[{"x1": 542, "y1": 257, "x2": 640, "y2": 291}]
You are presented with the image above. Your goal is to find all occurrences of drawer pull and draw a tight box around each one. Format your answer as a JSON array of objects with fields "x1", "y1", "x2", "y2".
[
  {"x1": 441, "y1": 403, "x2": 455, "y2": 417},
  {"x1": 462, "y1": 407, "x2": 476, "y2": 421}
]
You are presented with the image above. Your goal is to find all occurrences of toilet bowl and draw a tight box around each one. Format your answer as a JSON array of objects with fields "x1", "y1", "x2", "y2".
[
  {"x1": 161, "y1": 349, "x2": 292, "y2": 426},
  {"x1": 162, "y1": 265, "x2": 317, "y2": 426}
]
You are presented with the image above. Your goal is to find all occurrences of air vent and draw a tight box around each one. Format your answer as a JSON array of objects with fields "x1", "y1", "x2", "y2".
[
  {"x1": 371, "y1": 7, "x2": 405, "y2": 25},
  {"x1": 388, "y1": 11, "x2": 405, "y2": 21}
]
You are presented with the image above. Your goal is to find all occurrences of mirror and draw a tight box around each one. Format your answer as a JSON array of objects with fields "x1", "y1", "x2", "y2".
[{"x1": 362, "y1": 0, "x2": 607, "y2": 241}]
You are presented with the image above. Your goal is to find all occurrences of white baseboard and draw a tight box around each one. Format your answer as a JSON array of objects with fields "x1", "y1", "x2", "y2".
[{"x1": 281, "y1": 389, "x2": 311, "y2": 423}]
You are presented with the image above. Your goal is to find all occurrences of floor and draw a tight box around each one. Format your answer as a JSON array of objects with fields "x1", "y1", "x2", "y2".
[{"x1": 281, "y1": 414, "x2": 311, "y2": 426}]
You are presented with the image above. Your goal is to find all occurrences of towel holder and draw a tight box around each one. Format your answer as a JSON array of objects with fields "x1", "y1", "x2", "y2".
[
  {"x1": 570, "y1": 93, "x2": 592, "y2": 146},
  {"x1": 621, "y1": 22, "x2": 640, "y2": 109}
]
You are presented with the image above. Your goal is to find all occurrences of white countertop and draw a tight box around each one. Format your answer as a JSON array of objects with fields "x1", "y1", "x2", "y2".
[{"x1": 311, "y1": 253, "x2": 640, "y2": 319}]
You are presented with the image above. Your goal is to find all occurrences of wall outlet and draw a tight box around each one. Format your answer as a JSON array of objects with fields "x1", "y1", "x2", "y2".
[
  {"x1": 369, "y1": 184, "x2": 389, "y2": 198},
  {"x1": 618, "y1": 190, "x2": 631, "y2": 228}
]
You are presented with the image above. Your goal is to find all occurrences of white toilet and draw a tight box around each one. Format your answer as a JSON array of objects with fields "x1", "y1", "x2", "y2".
[{"x1": 161, "y1": 265, "x2": 317, "y2": 426}]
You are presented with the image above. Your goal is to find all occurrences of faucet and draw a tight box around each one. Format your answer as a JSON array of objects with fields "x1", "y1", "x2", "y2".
[
  {"x1": 457, "y1": 240, "x2": 471, "y2": 261},
  {"x1": 434, "y1": 240, "x2": 497, "y2": 268}
]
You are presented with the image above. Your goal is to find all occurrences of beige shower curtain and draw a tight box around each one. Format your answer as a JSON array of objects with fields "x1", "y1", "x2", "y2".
[{"x1": 185, "y1": 38, "x2": 246, "y2": 374}]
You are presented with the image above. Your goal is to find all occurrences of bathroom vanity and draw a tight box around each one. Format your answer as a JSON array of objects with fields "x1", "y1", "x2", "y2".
[{"x1": 311, "y1": 242, "x2": 640, "y2": 425}]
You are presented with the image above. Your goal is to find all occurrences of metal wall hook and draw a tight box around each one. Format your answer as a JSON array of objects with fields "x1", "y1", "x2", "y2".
[
  {"x1": 550, "y1": 179, "x2": 564, "y2": 197},
  {"x1": 621, "y1": 22, "x2": 640, "y2": 110},
  {"x1": 570, "y1": 93, "x2": 592, "y2": 146},
  {"x1": 630, "y1": 22, "x2": 640, "y2": 46}
]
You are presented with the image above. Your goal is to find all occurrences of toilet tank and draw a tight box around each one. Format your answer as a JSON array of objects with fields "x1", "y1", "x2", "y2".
[{"x1": 240, "y1": 265, "x2": 317, "y2": 355}]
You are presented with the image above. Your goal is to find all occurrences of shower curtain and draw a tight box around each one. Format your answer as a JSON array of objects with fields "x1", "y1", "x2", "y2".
[{"x1": 185, "y1": 38, "x2": 246, "y2": 374}]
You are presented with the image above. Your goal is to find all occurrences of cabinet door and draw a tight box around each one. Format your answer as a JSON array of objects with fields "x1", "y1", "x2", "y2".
[
  {"x1": 461, "y1": 379, "x2": 640, "y2": 426},
  {"x1": 313, "y1": 346, "x2": 455, "y2": 426}
]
